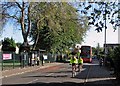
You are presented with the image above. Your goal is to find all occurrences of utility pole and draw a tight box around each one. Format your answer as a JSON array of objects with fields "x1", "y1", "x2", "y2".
[{"x1": 104, "y1": 2, "x2": 107, "y2": 65}]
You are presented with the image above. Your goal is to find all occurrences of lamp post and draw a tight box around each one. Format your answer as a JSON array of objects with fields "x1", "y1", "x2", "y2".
[{"x1": 104, "y1": 2, "x2": 107, "y2": 65}]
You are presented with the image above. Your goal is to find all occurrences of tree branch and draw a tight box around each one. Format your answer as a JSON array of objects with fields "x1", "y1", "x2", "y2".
[
  {"x1": 15, "y1": 2, "x2": 22, "y2": 9},
  {"x1": 27, "y1": 4, "x2": 31, "y2": 37}
]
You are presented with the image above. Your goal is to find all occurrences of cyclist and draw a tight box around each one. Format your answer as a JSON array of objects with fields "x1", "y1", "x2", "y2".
[
  {"x1": 70, "y1": 55, "x2": 78, "y2": 77},
  {"x1": 99, "y1": 57, "x2": 103, "y2": 67},
  {"x1": 78, "y1": 57, "x2": 83, "y2": 72}
]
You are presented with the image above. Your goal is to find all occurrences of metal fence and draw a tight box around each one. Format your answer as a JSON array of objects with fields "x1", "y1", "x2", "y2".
[
  {"x1": 1, "y1": 52, "x2": 20, "y2": 70},
  {"x1": 0, "y1": 51, "x2": 57, "y2": 71}
]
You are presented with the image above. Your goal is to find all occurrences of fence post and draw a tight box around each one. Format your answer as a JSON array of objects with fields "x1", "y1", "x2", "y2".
[
  {"x1": 26, "y1": 52, "x2": 29, "y2": 66},
  {"x1": 0, "y1": 52, "x2": 3, "y2": 71},
  {"x1": 13, "y1": 52, "x2": 15, "y2": 69},
  {"x1": 2, "y1": 52, "x2": 3, "y2": 71}
]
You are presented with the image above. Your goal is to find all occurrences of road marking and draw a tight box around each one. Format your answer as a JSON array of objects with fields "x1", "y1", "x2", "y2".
[
  {"x1": 27, "y1": 79, "x2": 38, "y2": 84},
  {"x1": 4, "y1": 72, "x2": 24, "y2": 78},
  {"x1": 46, "y1": 73, "x2": 54, "y2": 76},
  {"x1": 84, "y1": 65, "x2": 91, "y2": 85}
]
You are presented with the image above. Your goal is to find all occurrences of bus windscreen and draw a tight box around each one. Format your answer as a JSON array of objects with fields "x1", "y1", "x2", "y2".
[{"x1": 80, "y1": 46, "x2": 92, "y2": 62}]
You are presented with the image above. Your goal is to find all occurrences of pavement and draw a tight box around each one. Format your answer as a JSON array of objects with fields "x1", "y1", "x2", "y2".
[{"x1": 1, "y1": 62, "x2": 63, "y2": 78}]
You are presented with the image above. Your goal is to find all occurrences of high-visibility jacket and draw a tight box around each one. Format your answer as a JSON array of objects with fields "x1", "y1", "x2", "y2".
[
  {"x1": 77, "y1": 52, "x2": 80, "y2": 57},
  {"x1": 78, "y1": 58, "x2": 83, "y2": 64},
  {"x1": 70, "y1": 57, "x2": 78, "y2": 64}
]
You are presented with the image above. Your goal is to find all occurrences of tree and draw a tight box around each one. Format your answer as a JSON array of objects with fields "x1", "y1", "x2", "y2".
[
  {"x1": 16, "y1": 42, "x2": 22, "y2": 48},
  {"x1": 92, "y1": 45, "x2": 103, "y2": 58},
  {"x1": 2, "y1": 37, "x2": 16, "y2": 52},
  {"x1": 92, "y1": 47, "x2": 97, "y2": 55},
  {"x1": 113, "y1": 46, "x2": 120, "y2": 81},
  {"x1": 2, "y1": 2, "x2": 32, "y2": 46},
  {"x1": 30, "y1": 2, "x2": 89, "y2": 52},
  {"x1": 78, "y1": 2, "x2": 119, "y2": 32},
  {"x1": 1, "y1": 2, "x2": 90, "y2": 53}
]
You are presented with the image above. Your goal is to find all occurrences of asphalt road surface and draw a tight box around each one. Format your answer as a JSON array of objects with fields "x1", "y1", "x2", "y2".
[{"x1": 2, "y1": 59, "x2": 115, "y2": 86}]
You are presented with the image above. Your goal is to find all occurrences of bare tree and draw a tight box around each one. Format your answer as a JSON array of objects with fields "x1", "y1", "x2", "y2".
[{"x1": 2, "y1": 2, "x2": 31, "y2": 46}]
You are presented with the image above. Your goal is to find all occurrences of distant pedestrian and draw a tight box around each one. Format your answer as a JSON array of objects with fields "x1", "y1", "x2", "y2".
[
  {"x1": 31, "y1": 53, "x2": 35, "y2": 66},
  {"x1": 37, "y1": 55, "x2": 40, "y2": 66},
  {"x1": 41, "y1": 55, "x2": 44, "y2": 66},
  {"x1": 99, "y1": 57, "x2": 103, "y2": 67},
  {"x1": 20, "y1": 55, "x2": 22, "y2": 67}
]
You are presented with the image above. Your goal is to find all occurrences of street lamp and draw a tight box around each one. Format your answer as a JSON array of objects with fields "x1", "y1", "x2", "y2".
[
  {"x1": 104, "y1": 2, "x2": 107, "y2": 54},
  {"x1": 104, "y1": 3, "x2": 107, "y2": 65}
]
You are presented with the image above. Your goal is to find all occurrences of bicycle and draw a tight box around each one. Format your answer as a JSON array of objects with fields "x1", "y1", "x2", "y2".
[
  {"x1": 78, "y1": 63, "x2": 83, "y2": 72},
  {"x1": 72, "y1": 63, "x2": 77, "y2": 77},
  {"x1": 99, "y1": 58, "x2": 103, "y2": 67},
  {"x1": 69, "y1": 55, "x2": 78, "y2": 77}
]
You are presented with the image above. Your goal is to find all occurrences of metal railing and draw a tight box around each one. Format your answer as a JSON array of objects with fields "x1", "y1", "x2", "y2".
[{"x1": 0, "y1": 51, "x2": 57, "y2": 71}]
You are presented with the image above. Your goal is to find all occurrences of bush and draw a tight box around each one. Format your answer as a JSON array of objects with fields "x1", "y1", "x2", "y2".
[
  {"x1": 113, "y1": 46, "x2": 120, "y2": 80},
  {"x1": 2, "y1": 38, "x2": 16, "y2": 52}
]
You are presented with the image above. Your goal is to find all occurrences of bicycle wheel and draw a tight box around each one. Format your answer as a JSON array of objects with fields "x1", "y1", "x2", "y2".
[{"x1": 72, "y1": 67, "x2": 76, "y2": 77}]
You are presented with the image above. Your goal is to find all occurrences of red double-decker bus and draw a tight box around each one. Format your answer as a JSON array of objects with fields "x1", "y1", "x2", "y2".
[{"x1": 80, "y1": 45, "x2": 92, "y2": 63}]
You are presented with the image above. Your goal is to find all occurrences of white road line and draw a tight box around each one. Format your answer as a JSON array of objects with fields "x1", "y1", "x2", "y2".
[
  {"x1": 84, "y1": 66, "x2": 91, "y2": 84},
  {"x1": 46, "y1": 73, "x2": 54, "y2": 76},
  {"x1": 27, "y1": 79, "x2": 38, "y2": 84},
  {"x1": 4, "y1": 72, "x2": 27, "y2": 78}
]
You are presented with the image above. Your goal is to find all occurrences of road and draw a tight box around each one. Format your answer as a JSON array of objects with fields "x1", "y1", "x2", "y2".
[{"x1": 2, "y1": 59, "x2": 115, "y2": 86}]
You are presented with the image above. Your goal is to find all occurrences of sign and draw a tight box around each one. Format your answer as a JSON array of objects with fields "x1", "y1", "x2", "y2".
[{"x1": 3, "y1": 54, "x2": 12, "y2": 60}]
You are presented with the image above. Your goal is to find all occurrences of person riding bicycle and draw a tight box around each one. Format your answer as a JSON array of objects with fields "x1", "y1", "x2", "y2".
[
  {"x1": 70, "y1": 55, "x2": 78, "y2": 67},
  {"x1": 99, "y1": 57, "x2": 103, "y2": 67},
  {"x1": 70, "y1": 55, "x2": 78, "y2": 77},
  {"x1": 78, "y1": 57, "x2": 83, "y2": 72}
]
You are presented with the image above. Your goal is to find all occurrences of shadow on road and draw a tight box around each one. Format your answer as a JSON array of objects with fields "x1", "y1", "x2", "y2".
[
  {"x1": 76, "y1": 65, "x2": 115, "y2": 79},
  {"x1": 22, "y1": 75, "x2": 68, "y2": 78},
  {"x1": 46, "y1": 70, "x2": 72, "y2": 73},
  {"x1": 2, "y1": 79, "x2": 115, "y2": 86}
]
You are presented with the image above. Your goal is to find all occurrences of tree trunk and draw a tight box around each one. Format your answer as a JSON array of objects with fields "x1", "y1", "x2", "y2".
[
  {"x1": 19, "y1": 2, "x2": 31, "y2": 46},
  {"x1": 32, "y1": 20, "x2": 41, "y2": 50},
  {"x1": 32, "y1": 32, "x2": 40, "y2": 50},
  {"x1": 20, "y1": 2, "x2": 26, "y2": 46}
]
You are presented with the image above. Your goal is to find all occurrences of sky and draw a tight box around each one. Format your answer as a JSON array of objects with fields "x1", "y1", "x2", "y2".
[
  {"x1": 0, "y1": 23, "x2": 24, "y2": 43},
  {"x1": 81, "y1": 23, "x2": 118, "y2": 47}
]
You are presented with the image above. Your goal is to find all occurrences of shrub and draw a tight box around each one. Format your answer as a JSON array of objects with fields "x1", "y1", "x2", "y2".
[
  {"x1": 2, "y1": 38, "x2": 16, "y2": 52},
  {"x1": 113, "y1": 46, "x2": 120, "y2": 80}
]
